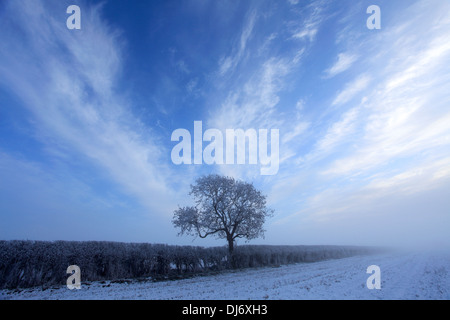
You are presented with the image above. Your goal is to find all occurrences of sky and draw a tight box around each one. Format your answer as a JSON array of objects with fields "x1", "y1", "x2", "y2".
[{"x1": 1, "y1": 0, "x2": 450, "y2": 249}]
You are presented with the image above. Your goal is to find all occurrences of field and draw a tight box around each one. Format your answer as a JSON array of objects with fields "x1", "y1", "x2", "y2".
[{"x1": 2, "y1": 250, "x2": 449, "y2": 300}]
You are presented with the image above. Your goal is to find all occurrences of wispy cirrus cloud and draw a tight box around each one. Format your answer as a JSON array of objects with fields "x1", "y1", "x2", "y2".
[
  {"x1": 265, "y1": 0, "x2": 450, "y2": 247},
  {"x1": 315, "y1": 107, "x2": 359, "y2": 154},
  {"x1": 291, "y1": 2, "x2": 325, "y2": 43},
  {"x1": 324, "y1": 52, "x2": 358, "y2": 78},
  {"x1": 0, "y1": 1, "x2": 179, "y2": 215},
  {"x1": 210, "y1": 1, "x2": 330, "y2": 180},
  {"x1": 218, "y1": 10, "x2": 257, "y2": 76},
  {"x1": 331, "y1": 74, "x2": 371, "y2": 106},
  {"x1": 323, "y1": 2, "x2": 450, "y2": 179}
]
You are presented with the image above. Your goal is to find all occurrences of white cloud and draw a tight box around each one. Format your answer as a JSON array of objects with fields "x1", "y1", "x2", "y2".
[
  {"x1": 212, "y1": 57, "x2": 290, "y2": 131},
  {"x1": 0, "y1": 1, "x2": 180, "y2": 215},
  {"x1": 210, "y1": 55, "x2": 293, "y2": 179},
  {"x1": 331, "y1": 74, "x2": 371, "y2": 106},
  {"x1": 291, "y1": 1, "x2": 326, "y2": 43},
  {"x1": 268, "y1": 0, "x2": 450, "y2": 247},
  {"x1": 186, "y1": 78, "x2": 199, "y2": 93},
  {"x1": 324, "y1": 52, "x2": 358, "y2": 78},
  {"x1": 219, "y1": 10, "x2": 257, "y2": 75},
  {"x1": 282, "y1": 122, "x2": 310, "y2": 145},
  {"x1": 292, "y1": 26, "x2": 318, "y2": 42},
  {"x1": 315, "y1": 107, "x2": 359, "y2": 153},
  {"x1": 324, "y1": 13, "x2": 450, "y2": 178},
  {"x1": 292, "y1": 48, "x2": 306, "y2": 64}
]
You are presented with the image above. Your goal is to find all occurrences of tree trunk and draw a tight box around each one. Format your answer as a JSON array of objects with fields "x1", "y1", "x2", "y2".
[
  {"x1": 227, "y1": 236, "x2": 234, "y2": 255},
  {"x1": 227, "y1": 235, "x2": 237, "y2": 268}
]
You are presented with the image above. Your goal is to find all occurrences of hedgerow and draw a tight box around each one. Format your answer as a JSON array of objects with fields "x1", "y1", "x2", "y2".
[{"x1": 0, "y1": 240, "x2": 377, "y2": 289}]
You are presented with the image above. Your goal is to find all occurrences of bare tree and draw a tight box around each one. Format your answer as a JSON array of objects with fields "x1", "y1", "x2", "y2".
[{"x1": 172, "y1": 174, "x2": 273, "y2": 255}]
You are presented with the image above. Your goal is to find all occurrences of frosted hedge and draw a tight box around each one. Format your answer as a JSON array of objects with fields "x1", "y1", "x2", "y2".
[{"x1": 0, "y1": 240, "x2": 376, "y2": 289}]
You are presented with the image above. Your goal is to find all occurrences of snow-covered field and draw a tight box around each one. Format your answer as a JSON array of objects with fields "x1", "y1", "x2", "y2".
[{"x1": 1, "y1": 251, "x2": 449, "y2": 300}]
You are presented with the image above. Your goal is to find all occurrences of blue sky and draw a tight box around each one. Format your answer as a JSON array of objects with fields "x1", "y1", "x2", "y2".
[{"x1": 1, "y1": 0, "x2": 450, "y2": 248}]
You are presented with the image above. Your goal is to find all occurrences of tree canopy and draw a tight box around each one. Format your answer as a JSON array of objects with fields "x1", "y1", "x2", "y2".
[{"x1": 172, "y1": 174, "x2": 273, "y2": 254}]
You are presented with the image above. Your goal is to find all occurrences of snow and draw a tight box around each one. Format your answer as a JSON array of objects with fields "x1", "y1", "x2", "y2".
[{"x1": 1, "y1": 251, "x2": 449, "y2": 300}]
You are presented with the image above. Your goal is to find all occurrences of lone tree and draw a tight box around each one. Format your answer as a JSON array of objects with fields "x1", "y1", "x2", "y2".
[{"x1": 172, "y1": 174, "x2": 273, "y2": 255}]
